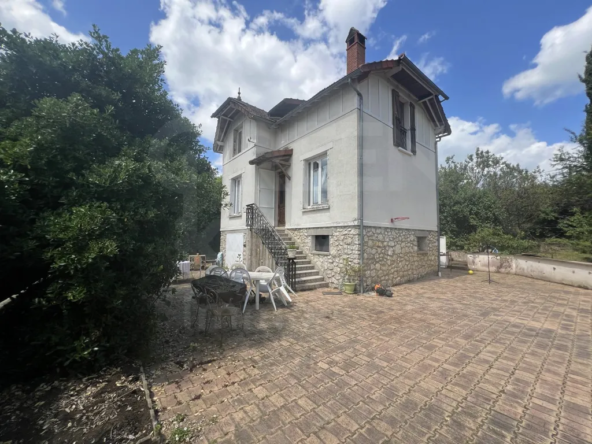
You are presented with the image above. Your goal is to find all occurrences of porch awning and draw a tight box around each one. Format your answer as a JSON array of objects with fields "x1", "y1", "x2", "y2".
[{"x1": 249, "y1": 149, "x2": 293, "y2": 179}]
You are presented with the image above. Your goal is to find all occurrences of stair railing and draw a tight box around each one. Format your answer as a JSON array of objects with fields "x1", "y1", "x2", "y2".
[{"x1": 246, "y1": 203, "x2": 296, "y2": 290}]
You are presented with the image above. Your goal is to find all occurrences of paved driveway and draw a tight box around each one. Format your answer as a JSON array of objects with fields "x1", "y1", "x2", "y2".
[{"x1": 151, "y1": 272, "x2": 592, "y2": 444}]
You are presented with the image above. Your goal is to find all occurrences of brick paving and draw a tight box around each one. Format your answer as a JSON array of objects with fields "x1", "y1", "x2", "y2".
[{"x1": 150, "y1": 272, "x2": 592, "y2": 443}]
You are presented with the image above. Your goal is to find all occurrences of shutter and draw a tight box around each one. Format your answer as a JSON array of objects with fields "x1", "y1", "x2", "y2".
[
  {"x1": 232, "y1": 130, "x2": 237, "y2": 155},
  {"x1": 410, "y1": 103, "x2": 417, "y2": 154},
  {"x1": 392, "y1": 89, "x2": 401, "y2": 147}
]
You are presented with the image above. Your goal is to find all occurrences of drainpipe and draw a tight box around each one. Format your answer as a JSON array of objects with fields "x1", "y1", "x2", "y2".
[
  {"x1": 347, "y1": 79, "x2": 364, "y2": 293},
  {"x1": 435, "y1": 138, "x2": 441, "y2": 277}
]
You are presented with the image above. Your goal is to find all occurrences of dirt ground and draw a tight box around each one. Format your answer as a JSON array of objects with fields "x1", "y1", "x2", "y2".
[{"x1": 0, "y1": 365, "x2": 152, "y2": 444}]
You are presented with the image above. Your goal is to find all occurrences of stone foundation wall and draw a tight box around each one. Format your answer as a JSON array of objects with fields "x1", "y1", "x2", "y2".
[
  {"x1": 364, "y1": 227, "x2": 438, "y2": 287},
  {"x1": 288, "y1": 227, "x2": 360, "y2": 288}
]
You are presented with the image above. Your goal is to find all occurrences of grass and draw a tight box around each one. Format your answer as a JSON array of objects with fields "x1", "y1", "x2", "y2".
[
  {"x1": 169, "y1": 427, "x2": 191, "y2": 443},
  {"x1": 536, "y1": 249, "x2": 592, "y2": 263}
]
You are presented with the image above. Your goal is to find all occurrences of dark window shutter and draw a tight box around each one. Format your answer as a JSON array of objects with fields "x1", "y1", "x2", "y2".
[
  {"x1": 392, "y1": 89, "x2": 401, "y2": 147},
  {"x1": 410, "y1": 103, "x2": 416, "y2": 154}
]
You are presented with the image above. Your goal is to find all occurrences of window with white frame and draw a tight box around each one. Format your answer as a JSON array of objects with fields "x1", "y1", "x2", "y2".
[
  {"x1": 232, "y1": 125, "x2": 243, "y2": 156},
  {"x1": 230, "y1": 176, "x2": 242, "y2": 215},
  {"x1": 306, "y1": 154, "x2": 328, "y2": 207}
]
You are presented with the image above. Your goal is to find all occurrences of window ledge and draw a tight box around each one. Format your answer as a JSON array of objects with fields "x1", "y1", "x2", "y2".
[
  {"x1": 302, "y1": 204, "x2": 330, "y2": 212},
  {"x1": 398, "y1": 147, "x2": 413, "y2": 156},
  {"x1": 229, "y1": 213, "x2": 242, "y2": 219},
  {"x1": 312, "y1": 251, "x2": 331, "y2": 256}
]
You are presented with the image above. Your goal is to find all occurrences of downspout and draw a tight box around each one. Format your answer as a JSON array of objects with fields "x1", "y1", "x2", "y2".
[
  {"x1": 347, "y1": 79, "x2": 364, "y2": 293},
  {"x1": 435, "y1": 137, "x2": 441, "y2": 277}
]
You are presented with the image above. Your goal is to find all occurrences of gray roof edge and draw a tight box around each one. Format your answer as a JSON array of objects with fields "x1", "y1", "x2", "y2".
[{"x1": 272, "y1": 69, "x2": 363, "y2": 127}]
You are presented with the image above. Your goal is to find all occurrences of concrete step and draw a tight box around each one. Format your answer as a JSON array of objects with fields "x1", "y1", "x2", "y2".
[
  {"x1": 296, "y1": 264, "x2": 315, "y2": 271},
  {"x1": 295, "y1": 275, "x2": 326, "y2": 285},
  {"x1": 296, "y1": 281, "x2": 329, "y2": 292},
  {"x1": 295, "y1": 269, "x2": 321, "y2": 278},
  {"x1": 294, "y1": 259, "x2": 311, "y2": 265}
]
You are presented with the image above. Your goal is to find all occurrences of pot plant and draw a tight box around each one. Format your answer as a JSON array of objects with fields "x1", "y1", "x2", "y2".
[
  {"x1": 342, "y1": 257, "x2": 363, "y2": 294},
  {"x1": 287, "y1": 244, "x2": 298, "y2": 258}
]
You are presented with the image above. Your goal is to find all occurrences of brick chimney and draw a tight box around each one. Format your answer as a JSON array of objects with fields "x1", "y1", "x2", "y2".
[{"x1": 346, "y1": 27, "x2": 366, "y2": 74}]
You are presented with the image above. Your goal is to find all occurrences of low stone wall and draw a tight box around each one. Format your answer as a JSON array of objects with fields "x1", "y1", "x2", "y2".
[
  {"x1": 364, "y1": 227, "x2": 438, "y2": 287},
  {"x1": 288, "y1": 226, "x2": 360, "y2": 288},
  {"x1": 467, "y1": 253, "x2": 592, "y2": 290}
]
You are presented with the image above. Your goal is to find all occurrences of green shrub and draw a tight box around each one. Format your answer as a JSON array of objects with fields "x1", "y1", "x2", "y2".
[
  {"x1": 0, "y1": 28, "x2": 220, "y2": 377},
  {"x1": 464, "y1": 228, "x2": 538, "y2": 255}
]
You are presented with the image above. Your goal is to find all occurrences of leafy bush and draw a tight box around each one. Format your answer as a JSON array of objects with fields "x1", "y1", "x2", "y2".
[
  {"x1": 463, "y1": 228, "x2": 538, "y2": 255},
  {"x1": 0, "y1": 28, "x2": 220, "y2": 377}
]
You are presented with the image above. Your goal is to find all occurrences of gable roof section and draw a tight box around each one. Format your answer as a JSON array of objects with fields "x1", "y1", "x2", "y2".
[
  {"x1": 211, "y1": 98, "x2": 276, "y2": 153},
  {"x1": 273, "y1": 55, "x2": 450, "y2": 137},
  {"x1": 210, "y1": 54, "x2": 451, "y2": 154},
  {"x1": 268, "y1": 98, "x2": 306, "y2": 118}
]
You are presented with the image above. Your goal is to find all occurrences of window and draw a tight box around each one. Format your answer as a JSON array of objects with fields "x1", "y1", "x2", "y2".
[
  {"x1": 233, "y1": 125, "x2": 242, "y2": 156},
  {"x1": 314, "y1": 235, "x2": 330, "y2": 253},
  {"x1": 392, "y1": 90, "x2": 409, "y2": 151},
  {"x1": 230, "y1": 176, "x2": 242, "y2": 215},
  {"x1": 409, "y1": 102, "x2": 417, "y2": 154},
  {"x1": 307, "y1": 155, "x2": 328, "y2": 206},
  {"x1": 417, "y1": 236, "x2": 428, "y2": 252}
]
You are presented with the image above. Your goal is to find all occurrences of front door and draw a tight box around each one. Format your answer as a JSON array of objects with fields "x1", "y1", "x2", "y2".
[{"x1": 277, "y1": 172, "x2": 286, "y2": 227}]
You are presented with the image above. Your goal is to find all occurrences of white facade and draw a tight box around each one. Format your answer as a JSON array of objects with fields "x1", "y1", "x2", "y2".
[{"x1": 219, "y1": 72, "x2": 440, "y2": 235}]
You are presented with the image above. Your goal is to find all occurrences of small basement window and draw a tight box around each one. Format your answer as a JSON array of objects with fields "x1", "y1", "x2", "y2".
[
  {"x1": 417, "y1": 236, "x2": 428, "y2": 252},
  {"x1": 314, "y1": 235, "x2": 330, "y2": 253}
]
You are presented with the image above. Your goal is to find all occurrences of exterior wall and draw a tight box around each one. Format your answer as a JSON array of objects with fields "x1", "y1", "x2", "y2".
[
  {"x1": 360, "y1": 74, "x2": 438, "y2": 231},
  {"x1": 220, "y1": 115, "x2": 256, "y2": 231},
  {"x1": 288, "y1": 226, "x2": 361, "y2": 288},
  {"x1": 280, "y1": 110, "x2": 359, "y2": 229},
  {"x1": 364, "y1": 227, "x2": 438, "y2": 287}
]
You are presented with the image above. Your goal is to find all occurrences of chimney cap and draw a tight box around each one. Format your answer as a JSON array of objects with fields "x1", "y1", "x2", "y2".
[{"x1": 345, "y1": 27, "x2": 366, "y2": 45}]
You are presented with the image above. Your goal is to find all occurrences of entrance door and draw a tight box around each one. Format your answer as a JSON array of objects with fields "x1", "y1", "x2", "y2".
[
  {"x1": 258, "y1": 169, "x2": 275, "y2": 224},
  {"x1": 277, "y1": 172, "x2": 286, "y2": 227}
]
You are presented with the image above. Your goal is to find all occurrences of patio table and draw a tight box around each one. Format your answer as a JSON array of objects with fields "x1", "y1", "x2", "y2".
[
  {"x1": 248, "y1": 272, "x2": 275, "y2": 310},
  {"x1": 191, "y1": 275, "x2": 246, "y2": 306}
]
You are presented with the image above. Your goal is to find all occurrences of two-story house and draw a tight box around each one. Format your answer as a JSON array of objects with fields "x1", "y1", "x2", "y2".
[{"x1": 212, "y1": 27, "x2": 451, "y2": 291}]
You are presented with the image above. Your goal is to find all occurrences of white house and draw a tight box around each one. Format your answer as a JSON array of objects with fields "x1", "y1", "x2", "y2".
[{"x1": 212, "y1": 27, "x2": 451, "y2": 291}]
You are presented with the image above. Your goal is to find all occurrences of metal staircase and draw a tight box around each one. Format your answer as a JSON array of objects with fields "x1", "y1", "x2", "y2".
[
  {"x1": 245, "y1": 204, "x2": 296, "y2": 289},
  {"x1": 275, "y1": 229, "x2": 329, "y2": 292},
  {"x1": 246, "y1": 204, "x2": 328, "y2": 292}
]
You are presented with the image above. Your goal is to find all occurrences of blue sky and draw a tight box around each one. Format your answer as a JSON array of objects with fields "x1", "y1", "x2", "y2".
[{"x1": 3, "y1": 0, "x2": 592, "y2": 172}]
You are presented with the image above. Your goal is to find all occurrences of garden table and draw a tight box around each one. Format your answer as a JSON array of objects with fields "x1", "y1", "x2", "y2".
[{"x1": 191, "y1": 275, "x2": 246, "y2": 306}]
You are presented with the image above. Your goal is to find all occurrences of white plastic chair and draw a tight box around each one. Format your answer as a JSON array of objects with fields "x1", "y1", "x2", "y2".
[
  {"x1": 255, "y1": 266, "x2": 272, "y2": 293},
  {"x1": 257, "y1": 266, "x2": 295, "y2": 311},
  {"x1": 209, "y1": 266, "x2": 229, "y2": 277}
]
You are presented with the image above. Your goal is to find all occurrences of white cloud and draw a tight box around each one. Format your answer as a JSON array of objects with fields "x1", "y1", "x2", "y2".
[
  {"x1": 0, "y1": 0, "x2": 85, "y2": 43},
  {"x1": 150, "y1": 0, "x2": 390, "y2": 142},
  {"x1": 416, "y1": 53, "x2": 449, "y2": 81},
  {"x1": 386, "y1": 35, "x2": 407, "y2": 59},
  {"x1": 439, "y1": 116, "x2": 579, "y2": 172},
  {"x1": 417, "y1": 31, "x2": 435, "y2": 44},
  {"x1": 503, "y1": 7, "x2": 592, "y2": 105},
  {"x1": 52, "y1": 0, "x2": 66, "y2": 15}
]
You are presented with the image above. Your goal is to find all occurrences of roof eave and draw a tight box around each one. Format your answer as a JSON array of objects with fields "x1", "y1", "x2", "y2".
[{"x1": 398, "y1": 56, "x2": 449, "y2": 101}]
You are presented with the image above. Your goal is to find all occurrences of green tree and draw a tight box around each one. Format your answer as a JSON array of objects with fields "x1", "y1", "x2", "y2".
[
  {"x1": 551, "y1": 46, "x2": 592, "y2": 253},
  {"x1": 0, "y1": 27, "x2": 220, "y2": 376},
  {"x1": 439, "y1": 148, "x2": 550, "y2": 248}
]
